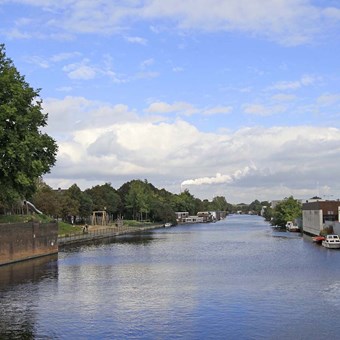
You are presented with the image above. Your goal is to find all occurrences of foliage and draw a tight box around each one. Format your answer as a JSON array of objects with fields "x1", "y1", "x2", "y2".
[
  {"x1": 263, "y1": 205, "x2": 273, "y2": 221},
  {"x1": 66, "y1": 184, "x2": 93, "y2": 220},
  {"x1": 0, "y1": 44, "x2": 58, "y2": 205},
  {"x1": 248, "y1": 199, "x2": 263, "y2": 214},
  {"x1": 32, "y1": 180, "x2": 60, "y2": 217},
  {"x1": 85, "y1": 183, "x2": 121, "y2": 216},
  {"x1": 272, "y1": 196, "x2": 302, "y2": 227},
  {"x1": 173, "y1": 189, "x2": 196, "y2": 214},
  {"x1": 124, "y1": 180, "x2": 152, "y2": 220}
]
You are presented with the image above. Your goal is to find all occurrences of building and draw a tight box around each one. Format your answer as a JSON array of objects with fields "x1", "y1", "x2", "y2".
[
  {"x1": 302, "y1": 200, "x2": 340, "y2": 236},
  {"x1": 175, "y1": 212, "x2": 189, "y2": 223},
  {"x1": 182, "y1": 216, "x2": 204, "y2": 223},
  {"x1": 197, "y1": 212, "x2": 213, "y2": 223}
]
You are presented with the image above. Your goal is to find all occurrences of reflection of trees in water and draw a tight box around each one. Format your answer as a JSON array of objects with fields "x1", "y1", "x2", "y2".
[
  {"x1": 62, "y1": 233, "x2": 155, "y2": 253},
  {"x1": 0, "y1": 255, "x2": 58, "y2": 339},
  {"x1": 116, "y1": 233, "x2": 154, "y2": 245}
]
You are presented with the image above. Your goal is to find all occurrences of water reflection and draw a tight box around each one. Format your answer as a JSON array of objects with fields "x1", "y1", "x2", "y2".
[
  {"x1": 0, "y1": 254, "x2": 58, "y2": 289},
  {"x1": 1, "y1": 216, "x2": 340, "y2": 339},
  {"x1": 61, "y1": 233, "x2": 155, "y2": 254},
  {"x1": 0, "y1": 255, "x2": 58, "y2": 340}
]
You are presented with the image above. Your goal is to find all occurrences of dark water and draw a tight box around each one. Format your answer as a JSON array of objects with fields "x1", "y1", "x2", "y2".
[{"x1": 1, "y1": 215, "x2": 340, "y2": 339}]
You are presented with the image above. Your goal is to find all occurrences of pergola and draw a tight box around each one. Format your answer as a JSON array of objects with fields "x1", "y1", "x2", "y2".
[{"x1": 91, "y1": 210, "x2": 108, "y2": 226}]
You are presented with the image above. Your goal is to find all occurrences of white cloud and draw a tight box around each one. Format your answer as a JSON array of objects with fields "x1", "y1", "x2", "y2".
[
  {"x1": 42, "y1": 96, "x2": 340, "y2": 202},
  {"x1": 271, "y1": 93, "x2": 296, "y2": 102},
  {"x1": 172, "y1": 66, "x2": 184, "y2": 72},
  {"x1": 140, "y1": 58, "x2": 154, "y2": 69},
  {"x1": 50, "y1": 52, "x2": 82, "y2": 62},
  {"x1": 145, "y1": 101, "x2": 199, "y2": 115},
  {"x1": 181, "y1": 165, "x2": 257, "y2": 186},
  {"x1": 202, "y1": 106, "x2": 232, "y2": 115},
  {"x1": 24, "y1": 55, "x2": 50, "y2": 68},
  {"x1": 270, "y1": 75, "x2": 316, "y2": 91},
  {"x1": 125, "y1": 36, "x2": 147, "y2": 45},
  {"x1": 243, "y1": 103, "x2": 286, "y2": 116},
  {"x1": 63, "y1": 61, "x2": 97, "y2": 80},
  {"x1": 4, "y1": 0, "x2": 340, "y2": 45},
  {"x1": 317, "y1": 93, "x2": 340, "y2": 106}
]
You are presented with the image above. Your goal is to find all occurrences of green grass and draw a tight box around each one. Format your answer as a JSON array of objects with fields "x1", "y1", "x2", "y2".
[
  {"x1": 0, "y1": 214, "x2": 82, "y2": 236},
  {"x1": 58, "y1": 222, "x2": 83, "y2": 235},
  {"x1": 123, "y1": 219, "x2": 159, "y2": 227},
  {"x1": 0, "y1": 214, "x2": 52, "y2": 224}
]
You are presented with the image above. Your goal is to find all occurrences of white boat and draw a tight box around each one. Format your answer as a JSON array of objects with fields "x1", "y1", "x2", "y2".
[
  {"x1": 285, "y1": 221, "x2": 300, "y2": 232},
  {"x1": 322, "y1": 235, "x2": 340, "y2": 249},
  {"x1": 164, "y1": 223, "x2": 172, "y2": 228}
]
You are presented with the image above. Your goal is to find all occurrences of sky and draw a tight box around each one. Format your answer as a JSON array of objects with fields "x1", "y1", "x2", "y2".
[{"x1": 1, "y1": 0, "x2": 340, "y2": 204}]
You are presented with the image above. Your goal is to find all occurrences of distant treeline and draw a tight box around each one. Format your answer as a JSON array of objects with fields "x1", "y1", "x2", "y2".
[{"x1": 1, "y1": 179, "x2": 273, "y2": 224}]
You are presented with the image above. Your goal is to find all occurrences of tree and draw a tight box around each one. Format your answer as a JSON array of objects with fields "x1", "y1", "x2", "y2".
[
  {"x1": 65, "y1": 184, "x2": 93, "y2": 221},
  {"x1": 32, "y1": 180, "x2": 60, "y2": 217},
  {"x1": 173, "y1": 189, "x2": 196, "y2": 215},
  {"x1": 0, "y1": 44, "x2": 58, "y2": 204},
  {"x1": 248, "y1": 199, "x2": 263, "y2": 215},
  {"x1": 125, "y1": 180, "x2": 151, "y2": 220},
  {"x1": 85, "y1": 183, "x2": 121, "y2": 217},
  {"x1": 272, "y1": 196, "x2": 302, "y2": 227}
]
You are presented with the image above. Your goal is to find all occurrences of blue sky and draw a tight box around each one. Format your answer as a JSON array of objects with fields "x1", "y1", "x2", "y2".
[{"x1": 1, "y1": 0, "x2": 340, "y2": 203}]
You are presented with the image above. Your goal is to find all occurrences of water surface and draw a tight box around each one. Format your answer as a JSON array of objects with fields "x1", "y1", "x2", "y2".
[{"x1": 1, "y1": 215, "x2": 340, "y2": 339}]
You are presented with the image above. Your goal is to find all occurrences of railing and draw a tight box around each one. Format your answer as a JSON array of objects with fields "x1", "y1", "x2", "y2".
[{"x1": 58, "y1": 224, "x2": 162, "y2": 246}]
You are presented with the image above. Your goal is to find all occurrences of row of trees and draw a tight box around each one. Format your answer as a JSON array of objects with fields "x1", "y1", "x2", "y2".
[
  {"x1": 28, "y1": 179, "x2": 236, "y2": 224},
  {"x1": 29, "y1": 178, "x2": 302, "y2": 226}
]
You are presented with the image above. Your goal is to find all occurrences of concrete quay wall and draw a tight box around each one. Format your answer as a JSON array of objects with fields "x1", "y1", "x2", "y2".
[{"x1": 0, "y1": 222, "x2": 58, "y2": 266}]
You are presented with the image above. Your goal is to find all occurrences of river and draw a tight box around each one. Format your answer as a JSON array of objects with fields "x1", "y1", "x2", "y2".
[{"x1": 1, "y1": 214, "x2": 340, "y2": 339}]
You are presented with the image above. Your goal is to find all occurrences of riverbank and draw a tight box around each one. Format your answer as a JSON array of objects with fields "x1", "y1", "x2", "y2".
[{"x1": 58, "y1": 223, "x2": 164, "y2": 247}]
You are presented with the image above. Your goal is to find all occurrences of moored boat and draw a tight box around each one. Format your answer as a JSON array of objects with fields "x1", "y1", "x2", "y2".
[
  {"x1": 285, "y1": 221, "x2": 300, "y2": 232},
  {"x1": 322, "y1": 234, "x2": 340, "y2": 249},
  {"x1": 312, "y1": 235, "x2": 325, "y2": 244}
]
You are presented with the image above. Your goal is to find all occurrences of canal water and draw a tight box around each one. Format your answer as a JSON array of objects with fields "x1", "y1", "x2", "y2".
[{"x1": 1, "y1": 214, "x2": 340, "y2": 339}]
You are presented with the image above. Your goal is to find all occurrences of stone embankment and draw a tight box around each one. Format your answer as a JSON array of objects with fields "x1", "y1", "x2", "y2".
[
  {"x1": 0, "y1": 222, "x2": 58, "y2": 266},
  {"x1": 58, "y1": 223, "x2": 164, "y2": 247}
]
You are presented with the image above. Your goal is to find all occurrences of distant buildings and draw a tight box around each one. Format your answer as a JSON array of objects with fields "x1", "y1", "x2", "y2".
[{"x1": 175, "y1": 211, "x2": 227, "y2": 224}]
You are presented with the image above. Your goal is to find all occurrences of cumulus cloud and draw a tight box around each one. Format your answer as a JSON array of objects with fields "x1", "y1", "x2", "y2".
[
  {"x1": 181, "y1": 165, "x2": 257, "y2": 186},
  {"x1": 42, "y1": 96, "x2": 340, "y2": 202}
]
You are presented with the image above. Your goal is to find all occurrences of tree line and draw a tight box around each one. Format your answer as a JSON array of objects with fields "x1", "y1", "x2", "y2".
[
  {"x1": 29, "y1": 180, "x2": 301, "y2": 226},
  {"x1": 28, "y1": 179, "x2": 236, "y2": 224}
]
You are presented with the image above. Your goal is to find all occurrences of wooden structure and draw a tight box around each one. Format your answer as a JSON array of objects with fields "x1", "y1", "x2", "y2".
[{"x1": 91, "y1": 211, "x2": 108, "y2": 226}]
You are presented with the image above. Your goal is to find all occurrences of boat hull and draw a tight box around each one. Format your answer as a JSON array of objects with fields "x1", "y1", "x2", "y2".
[{"x1": 322, "y1": 241, "x2": 340, "y2": 249}]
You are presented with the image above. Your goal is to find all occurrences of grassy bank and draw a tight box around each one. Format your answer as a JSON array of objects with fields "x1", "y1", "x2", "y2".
[{"x1": 0, "y1": 214, "x2": 82, "y2": 235}]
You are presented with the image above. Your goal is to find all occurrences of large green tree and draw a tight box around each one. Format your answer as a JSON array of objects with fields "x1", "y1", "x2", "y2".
[
  {"x1": 272, "y1": 196, "x2": 302, "y2": 227},
  {"x1": 0, "y1": 44, "x2": 58, "y2": 204},
  {"x1": 85, "y1": 183, "x2": 121, "y2": 216}
]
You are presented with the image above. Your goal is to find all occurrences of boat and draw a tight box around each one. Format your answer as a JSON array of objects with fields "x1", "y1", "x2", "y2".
[
  {"x1": 285, "y1": 221, "x2": 300, "y2": 232},
  {"x1": 164, "y1": 223, "x2": 172, "y2": 228},
  {"x1": 322, "y1": 235, "x2": 340, "y2": 249},
  {"x1": 312, "y1": 235, "x2": 325, "y2": 244}
]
